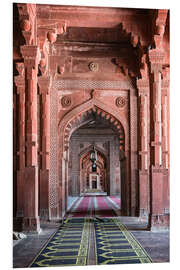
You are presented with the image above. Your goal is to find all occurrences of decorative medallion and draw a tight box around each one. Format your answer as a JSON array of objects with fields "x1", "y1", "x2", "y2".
[
  {"x1": 61, "y1": 96, "x2": 72, "y2": 108},
  {"x1": 89, "y1": 62, "x2": 99, "y2": 72},
  {"x1": 115, "y1": 96, "x2": 126, "y2": 108}
]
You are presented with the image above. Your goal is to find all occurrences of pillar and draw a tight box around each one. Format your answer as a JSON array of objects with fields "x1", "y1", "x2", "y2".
[
  {"x1": 137, "y1": 79, "x2": 150, "y2": 220},
  {"x1": 149, "y1": 50, "x2": 169, "y2": 231},
  {"x1": 14, "y1": 63, "x2": 25, "y2": 230},
  {"x1": 20, "y1": 45, "x2": 40, "y2": 232},
  {"x1": 71, "y1": 139, "x2": 80, "y2": 195},
  {"x1": 161, "y1": 76, "x2": 170, "y2": 214},
  {"x1": 38, "y1": 76, "x2": 51, "y2": 219}
]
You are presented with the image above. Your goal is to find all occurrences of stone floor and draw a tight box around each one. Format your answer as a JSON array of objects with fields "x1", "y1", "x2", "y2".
[
  {"x1": 13, "y1": 222, "x2": 59, "y2": 268},
  {"x1": 121, "y1": 217, "x2": 170, "y2": 263}
]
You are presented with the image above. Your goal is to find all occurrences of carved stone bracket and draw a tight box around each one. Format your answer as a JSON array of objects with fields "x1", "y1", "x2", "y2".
[
  {"x1": 153, "y1": 9, "x2": 168, "y2": 48},
  {"x1": 37, "y1": 21, "x2": 67, "y2": 45},
  {"x1": 17, "y1": 3, "x2": 37, "y2": 45}
]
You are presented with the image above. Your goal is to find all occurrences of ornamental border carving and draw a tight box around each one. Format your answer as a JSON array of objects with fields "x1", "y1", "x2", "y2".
[{"x1": 54, "y1": 79, "x2": 133, "y2": 90}]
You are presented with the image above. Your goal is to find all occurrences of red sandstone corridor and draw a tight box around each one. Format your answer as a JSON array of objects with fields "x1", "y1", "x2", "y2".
[{"x1": 12, "y1": 3, "x2": 170, "y2": 268}]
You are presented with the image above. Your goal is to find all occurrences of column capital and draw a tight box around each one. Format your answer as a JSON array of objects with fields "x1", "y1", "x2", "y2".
[
  {"x1": 20, "y1": 45, "x2": 41, "y2": 61},
  {"x1": 148, "y1": 49, "x2": 165, "y2": 73},
  {"x1": 38, "y1": 76, "x2": 51, "y2": 94},
  {"x1": 14, "y1": 76, "x2": 25, "y2": 91},
  {"x1": 137, "y1": 79, "x2": 149, "y2": 88},
  {"x1": 14, "y1": 62, "x2": 25, "y2": 90},
  {"x1": 137, "y1": 80, "x2": 149, "y2": 96},
  {"x1": 20, "y1": 45, "x2": 41, "y2": 79}
]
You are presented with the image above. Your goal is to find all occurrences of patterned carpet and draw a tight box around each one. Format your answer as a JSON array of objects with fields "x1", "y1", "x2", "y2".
[
  {"x1": 70, "y1": 196, "x2": 119, "y2": 218},
  {"x1": 29, "y1": 196, "x2": 152, "y2": 267},
  {"x1": 30, "y1": 217, "x2": 151, "y2": 267},
  {"x1": 30, "y1": 218, "x2": 91, "y2": 267},
  {"x1": 94, "y1": 218, "x2": 151, "y2": 264}
]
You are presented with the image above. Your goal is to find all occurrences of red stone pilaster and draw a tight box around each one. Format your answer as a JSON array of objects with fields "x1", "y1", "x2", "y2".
[
  {"x1": 148, "y1": 50, "x2": 169, "y2": 230},
  {"x1": 65, "y1": 154, "x2": 69, "y2": 213},
  {"x1": 20, "y1": 45, "x2": 40, "y2": 232},
  {"x1": 60, "y1": 150, "x2": 69, "y2": 218},
  {"x1": 161, "y1": 70, "x2": 170, "y2": 214},
  {"x1": 38, "y1": 76, "x2": 51, "y2": 219},
  {"x1": 14, "y1": 63, "x2": 25, "y2": 229},
  {"x1": 137, "y1": 79, "x2": 150, "y2": 219}
]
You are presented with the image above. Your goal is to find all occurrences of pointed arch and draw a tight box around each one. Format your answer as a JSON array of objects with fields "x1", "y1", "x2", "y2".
[
  {"x1": 79, "y1": 144, "x2": 108, "y2": 160},
  {"x1": 58, "y1": 98, "x2": 128, "y2": 153}
]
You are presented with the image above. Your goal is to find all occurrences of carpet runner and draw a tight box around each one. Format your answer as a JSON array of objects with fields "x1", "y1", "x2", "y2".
[
  {"x1": 71, "y1": 197, "x2": 92, "y2": 217},
  {"x1": 94, "y1": 196, "x2": 117, "y2": 217},
  {"x1": 29, "y1": 217, "x2": 151, "y2": 267},
  {"x1": 70, "y1": 196, "x2": 118, "y2": 218},
  {"x1": 94, "y1": 218, "x2": 152, "y2": 264},
  {"x1": 30, "y1": 218, "x2": 91, "y2": 267}
]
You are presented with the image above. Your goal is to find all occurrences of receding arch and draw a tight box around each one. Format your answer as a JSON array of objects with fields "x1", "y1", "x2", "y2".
[
  {"x1": 79, "y1": 144, "x2": 108, "y2": 160},
  {"x1": 58, "y1": 97, "x2": 131, "y2": 216},
  {"x1": 79, "y1": 145, "x2": 108, "y2": 194},
  {"x1": 58, "y1": 98, "x2": 128, "y2": 153}
]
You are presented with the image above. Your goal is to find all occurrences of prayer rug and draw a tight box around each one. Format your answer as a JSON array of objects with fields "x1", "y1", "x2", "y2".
[
  {"x1": 29, "y1": 217, "x2": 152, "y2": 267},
  {"x1": 94, "y1": 218, "x2": 152, "y2": 265},
  {"x1": 30, "y1": 218, "x2": 91, "y2": 267}
]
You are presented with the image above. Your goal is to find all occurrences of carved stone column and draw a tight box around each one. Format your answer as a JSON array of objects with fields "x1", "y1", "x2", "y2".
[
  {"x1": 71, "y1": 139, "x2": 80, "y2": 195},
  {"x1": 64, "y1": 150, "x2": 69, "y2": 213},
  {"x1": 149, "y1": 50, "x2": 169, "y2": 230},
  {"x1": 161, "y1": 69, "x2": 170, "y2": 215},
  {"x1": 20, "y1": 45, "x2": 40, "y2": 232},
  {"x1": 14, "y1": 63, "x2": 25, "y2": 229},
  {"x1": 109, "y1": 139, "x2": 115, "y2": 195},
  {"x1": 137, "y1": 78, "x2": 150, "y2": 220},
  {"x1": 38, "y1": 76, "x2": 51, "y2": 219}
]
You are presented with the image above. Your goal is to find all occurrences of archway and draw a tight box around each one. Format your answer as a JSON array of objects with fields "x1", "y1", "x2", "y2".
[
  {"x1": 58, "y1": 98, "x2": 128, "y2": 216},
  {"x1": 79, "y1": 146, "x2": 108, "y2": 195}
]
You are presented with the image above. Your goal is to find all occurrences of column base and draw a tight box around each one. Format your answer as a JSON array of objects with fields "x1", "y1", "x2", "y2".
[
  {"x1": 13, "y1": 217, "x2": 23, "y2": 232},
  {"x1": 22, "y1": 217, "x2": 40, "y2": 233},
  {"x1": 39, "y1": 208, "x2": 49, "y2": 220},
  {"x1": 49, "y1": 207, "x2": 60, "y2": 220},
  {"x1": 139, "y1": 209, "x2": 149, "y2": 222},
  {"x1": 149, "y1": 214, "x2": 170, "y2": 231}
]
